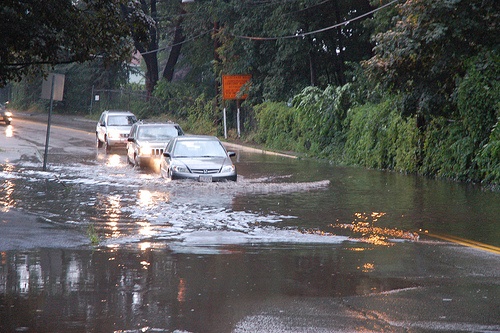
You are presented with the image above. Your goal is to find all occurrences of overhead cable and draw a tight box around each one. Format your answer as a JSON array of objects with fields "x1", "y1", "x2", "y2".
[
  {"x1": 139, "y1": 29, "x2": 213, "y2": 55},
  {"x1": 138, "y1": 0, "x2": 400, "y2": 55},
  {"x1": 233, "y1": 0, "x2": 401, "y2": 41}
]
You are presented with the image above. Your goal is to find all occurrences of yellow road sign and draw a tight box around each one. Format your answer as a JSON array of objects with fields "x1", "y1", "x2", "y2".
[{"x1": 222, "y1": 74, "x2": 251, "y2": 100}]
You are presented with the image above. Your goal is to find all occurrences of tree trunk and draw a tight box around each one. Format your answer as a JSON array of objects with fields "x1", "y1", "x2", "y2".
[
  {"x1": 213, "y1": 21, "x2": 221, "y2": 97},
  {"x1": 309, "y1": 49, "x2": 317, "y2": 86},
  {"x1": 135, "y1": 0, "x2": 159, "y2": 99},
  {"x1": 162, "y1": 9, "x2": 186, "y2": 82},
  {"x1": 142, "y1": 52, "x2": 159, "y2": 99}
]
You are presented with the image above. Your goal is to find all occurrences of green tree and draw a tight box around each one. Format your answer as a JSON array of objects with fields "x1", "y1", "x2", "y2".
[
  {"x1": 0, "y1": 0, "x2": 151, "y2": 87},
  {"x1": 457, "y1": 51, "x2": 500, "y2": 148},
  {"x1": 364, "y1": 0, "x2": 499, "y2": 121},
  {"x1": 10, "y1": 58, "x2": 130, "y2": 114},
  {"x1": 212, "y1": 0, "x2": 375, "y2": 102},
  {"x1": 124, "y1": 0, "x2": 190, "y2": 98},
  {"x1": 292, "y1": 84, "x2": 353, "y2": 157}
]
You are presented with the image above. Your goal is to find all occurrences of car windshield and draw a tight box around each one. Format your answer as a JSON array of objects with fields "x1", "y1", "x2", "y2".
[
  {"x1": 107, "y1": 115, "x2": 136, "y2": 126},
  {"x1": 173, "y1": 140, "x2": 226, "y2": 157},
  {"x1": 138, "y1": 126, "x2": 180, "y2": 140}
]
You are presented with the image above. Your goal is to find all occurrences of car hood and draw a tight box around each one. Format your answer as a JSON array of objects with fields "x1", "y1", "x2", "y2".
[
  {"x1": 137, "y1": 139, "x2": 171, "y2": 148},
  {"x1": 109, "y1": 125, "x2": 133, "y2": 133},
  {"x1": 178, "y1": 157, "x2": 229, "y2": 170}
]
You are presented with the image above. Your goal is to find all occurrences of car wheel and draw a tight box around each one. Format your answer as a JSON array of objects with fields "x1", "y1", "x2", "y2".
[
  {"x1": 127, "y1": 154, "x2": 134, "y2": 166},
  {"x1": 134, "y1": 155, "x2": 143, "y2": 169},
  {"x1": 160, "y1": 166, "x2": 171, "y2": 180},
  {"x1": 96, "y1": 134, "x2": 103, "y2": 148},
  {"x1": 104, "y1": 137, "x2": 111, "y2": 152}
]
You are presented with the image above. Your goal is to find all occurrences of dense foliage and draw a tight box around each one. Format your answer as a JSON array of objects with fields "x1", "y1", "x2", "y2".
[
  {"x1": 0, "y1": 0, "x2": 151, "y2": 87},
  {"x1": 364, "y1": 0, "x2": 499, "y2": 121},
  {"x1": 3, "y1": 0, "x2": 499, "y2": 186},
  {"x1": 248, "y1": 0, "x2": 500, "y2": 186}
]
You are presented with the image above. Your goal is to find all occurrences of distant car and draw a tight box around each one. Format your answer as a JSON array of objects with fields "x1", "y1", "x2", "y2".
[
  {"x1": 160, "y1": 136, "x2": 237, "y2": 182},
  {"x1": 96, "y1": 110, "x2": 137, "y2": 150},
  {"x1": 127, "y1": 122, "x2": 184, "y2": 168},
  {"x1": 0, "y1": 103, "x2": 12, "y2": 125}
]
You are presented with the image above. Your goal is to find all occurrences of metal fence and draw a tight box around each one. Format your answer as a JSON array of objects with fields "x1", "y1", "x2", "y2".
[{"x1": 89, "y1": 88, "x2": 149, "y2": 114}]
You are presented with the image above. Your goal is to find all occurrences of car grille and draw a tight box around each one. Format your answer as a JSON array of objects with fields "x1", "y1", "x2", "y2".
[
  {"x1": 150, "y1": 148, "x2": 163, "y2": 156},
  {"x1": 120, "y1": 133, "x2": 128, "y2": 138},
  {"x1": 191, "y1": 168, "x2": 220, "y2": 174}
]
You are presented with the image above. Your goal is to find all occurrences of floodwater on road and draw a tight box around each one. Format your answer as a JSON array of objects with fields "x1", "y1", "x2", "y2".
[
  {"x1": 1, "y1": 145, "x2": 499, "y2": 332},
  {"x1": 2, "y1": 148, "x2": 499, "y2": 249}
]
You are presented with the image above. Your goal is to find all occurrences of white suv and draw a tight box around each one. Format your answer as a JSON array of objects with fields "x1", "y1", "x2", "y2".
[
  {"x1": 127, "y1": 121, "x2": 184, "y2": 168},
  {"x1": 96, "y1": 110, "x2": 137, "y2": 151}
]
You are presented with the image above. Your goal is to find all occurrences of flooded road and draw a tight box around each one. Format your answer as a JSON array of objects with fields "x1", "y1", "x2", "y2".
[{"x1": 1, "y1": 118, "x2": 499, "y2": 332}]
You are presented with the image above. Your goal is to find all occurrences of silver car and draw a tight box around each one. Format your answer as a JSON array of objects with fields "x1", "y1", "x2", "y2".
[
  {"x1": 127, "y1": 122, "x2": 184, "y2": 168},
  {"x1": 96, "y1": 110, "x2": 137, "y2": 150},
  {"x1": 0, "y1": 103, "x2": 12, "y2": 125},
  {"x1": 160, "y1": 136, "x2": 237, "y2": 182}
]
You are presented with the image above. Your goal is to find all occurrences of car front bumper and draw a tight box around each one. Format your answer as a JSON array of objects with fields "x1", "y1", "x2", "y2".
[
  {"x1": 107, "y1": 137, "x2": 129, "y2": 146},
  {"x1": 136, "y1": 147, "x2": 165, "y2": 165},
  {"x1": 171, "y1": 171, "x2": 237, "y2": 182},
  {"x1": 0, "y1": 114, "x2": 12, "y2": 123},
  {"x1": 136, "y1": 155, "x2": 161, "y2": 167}
]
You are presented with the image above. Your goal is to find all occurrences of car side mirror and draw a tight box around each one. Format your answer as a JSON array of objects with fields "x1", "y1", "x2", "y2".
[
  {"x1": 228, "y1": 152, "x2": 236, "y2": 157},
  {"x1": 127, "y1": 137, "x2": 135, "y2": 142},
  {"x1": 163, "y1": 152, "x2": 171, "y2": 158}
]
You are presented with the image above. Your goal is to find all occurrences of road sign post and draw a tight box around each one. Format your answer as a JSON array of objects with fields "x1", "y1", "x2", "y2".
[
  {"x1": 222, "y1": 75, "x2": 251, "y2": 138},
  {"x1": 41, "y1": 73, "x2": 65, "y2": 170}
]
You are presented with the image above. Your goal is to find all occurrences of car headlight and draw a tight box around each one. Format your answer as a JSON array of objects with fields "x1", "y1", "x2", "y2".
[
  {"x1": 172, "y1": 165, "x2": 189, "y2": 173},
  {"x1": 139, "y1": 143, "x2": 152, "y2": 155},
  {"x1": 5, "y1": 112, "x2": 12, "y2": 117},
  {"x1": 221, "y1": 165, "x2": 235, "y2": 173},
  {"x1": 107, "y1": 130, "x2": 120, "y2": 139}
]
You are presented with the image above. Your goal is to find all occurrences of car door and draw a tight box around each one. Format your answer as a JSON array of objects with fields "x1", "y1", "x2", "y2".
[
  {"x1": 127, "y1": 124, "x2": 138, "y2": 163},
  {"x1": 96, "y1": 113, "x2": 106, "y2": 142},
  {"x1": 160, "y1": 138, "x2": 175, "y2": 175}
]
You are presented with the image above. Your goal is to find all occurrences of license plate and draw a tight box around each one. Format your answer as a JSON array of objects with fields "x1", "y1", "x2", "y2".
[{"x1": 198, "y1": 175, "x2": 212, "y2": 182}]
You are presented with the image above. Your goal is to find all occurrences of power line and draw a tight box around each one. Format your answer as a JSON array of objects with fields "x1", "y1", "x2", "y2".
[
  {"x1": 137, "y1": 0, "x2": 400, "y2": 55},
  {"x1": 139, "y1": 29, "x2": 213, "y2": 55},
  {"x1": 232, "y1": 0, "x2": 400, "y2": 41}
]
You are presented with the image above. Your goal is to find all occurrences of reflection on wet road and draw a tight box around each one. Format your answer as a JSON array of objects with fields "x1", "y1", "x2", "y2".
[
  {"x1": 4, "y1": 125, "x2": 13, "y2": 138},
  {"x1": 1, "y1": 241, "x2": 499, "y2": 333}
]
